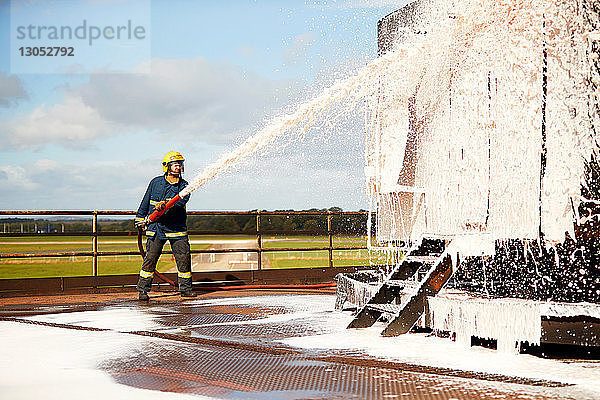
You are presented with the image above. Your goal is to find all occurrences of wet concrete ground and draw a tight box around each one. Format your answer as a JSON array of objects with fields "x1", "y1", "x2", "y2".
[{"x1": 0, "y1": 289, "x2": 597, "y2": 399}]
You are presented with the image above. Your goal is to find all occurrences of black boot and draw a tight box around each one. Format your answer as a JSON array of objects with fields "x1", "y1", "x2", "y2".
[
  {"x1": 139, "y1": 291, "x2": 150, "y2": 301},
  {"x1": 180, "y1": 290, "x2": 197, "y2": 298}
]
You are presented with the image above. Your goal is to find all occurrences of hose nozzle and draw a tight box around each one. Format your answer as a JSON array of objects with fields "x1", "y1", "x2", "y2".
[{"x1": 146, "y1": 194, "x2": 182, "y2": 223}]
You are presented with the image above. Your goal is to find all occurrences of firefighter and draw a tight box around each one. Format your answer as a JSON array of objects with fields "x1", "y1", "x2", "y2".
[{"x1": 134, "y1": 151, "x2": 196, "y2": 300}]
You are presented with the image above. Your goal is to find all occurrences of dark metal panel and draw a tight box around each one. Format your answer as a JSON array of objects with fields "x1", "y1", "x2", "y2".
[
  {"x1": 541, "y1": 316, "x2": 600, "y2": 346},
  {"x1": 62, "y1": 275, "x2": 139, "y2": 290},
  {"x1": 191, "y1": 271, "x2": 253, "y2": 284},
  {"x1": 0, "y1": 277, "x2": 64, "y2": 293}
]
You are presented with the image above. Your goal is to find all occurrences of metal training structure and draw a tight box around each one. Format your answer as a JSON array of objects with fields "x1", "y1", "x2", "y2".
[{"x1": 337, "y1": 0, "x2": 600, "y2": 352}]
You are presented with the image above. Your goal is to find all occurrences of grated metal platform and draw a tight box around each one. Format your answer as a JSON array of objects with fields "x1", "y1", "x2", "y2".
[{"x1": 0, "y1": 289, "x2": 593, "y2": 399}]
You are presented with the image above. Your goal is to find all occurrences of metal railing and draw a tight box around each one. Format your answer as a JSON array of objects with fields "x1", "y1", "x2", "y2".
[{"x1": 0, "y1": 210, "x2": 371, "y2": 277}]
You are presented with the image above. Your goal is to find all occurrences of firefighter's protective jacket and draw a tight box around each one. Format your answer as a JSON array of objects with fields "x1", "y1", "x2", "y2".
[{"x1": 135, "y1": 176, "x2": 190, "y2": 239}]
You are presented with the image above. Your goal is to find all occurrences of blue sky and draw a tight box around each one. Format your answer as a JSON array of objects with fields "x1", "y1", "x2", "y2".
[{"x1": 0, "y1": 0, "x2": 405, "y2": 211}]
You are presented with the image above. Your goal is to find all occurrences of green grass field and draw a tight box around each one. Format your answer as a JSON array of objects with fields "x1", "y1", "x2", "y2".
[{"x1": 0, "y1": 234, "x2": 384, "y2": 279}]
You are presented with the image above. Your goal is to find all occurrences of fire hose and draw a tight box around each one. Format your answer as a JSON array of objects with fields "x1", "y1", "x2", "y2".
[{"x1": 136, "y1": 196, "x2": 336, "y2": 291}]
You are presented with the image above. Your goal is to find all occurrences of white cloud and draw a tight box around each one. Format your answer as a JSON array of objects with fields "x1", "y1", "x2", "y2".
[
  {"x1": 0, "y1": 158, "x2": 153, "y2": 210},
  {"x1": 33, "y1": 159, "x2": 59, "y2": 170},
  {"x1": 0, "y1": 165, "x2": 37, "y2": 191},
  {"x1": 0, "y1": 57, "x2": 295, "y2": 150},
  {"x1": 2, "y1": 96, "x2": 111, "y2": 150},
  {"x1": 74, "y1": 57, "x2": 291, "y2": 142}
]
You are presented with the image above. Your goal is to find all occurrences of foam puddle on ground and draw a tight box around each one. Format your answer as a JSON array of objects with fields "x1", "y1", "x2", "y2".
[
  {"x1": 139, "y1": 294, "x2": 600, "y2": 397},
  {"x1": 26, "y1": 307, "x2": 164, "y2": 332},
  {"x1": 7, "y1": 294, "x2": 600, "y2": 399},
  {"x1": 188, "y1": 294, "x2": 600, "y2": 398},
  {"x1": 0, "y1": 321, "x2": 211, "y2": 400}
]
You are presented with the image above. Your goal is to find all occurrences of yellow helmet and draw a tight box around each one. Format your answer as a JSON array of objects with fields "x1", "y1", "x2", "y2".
[{"x1": 162, "y1": 151, "x2": 185, "y2": 173}]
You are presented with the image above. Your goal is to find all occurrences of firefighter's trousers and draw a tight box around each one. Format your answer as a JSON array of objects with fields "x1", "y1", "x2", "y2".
[{"x1": 137, "y1": 236, "x2": 192, "y2": 293}]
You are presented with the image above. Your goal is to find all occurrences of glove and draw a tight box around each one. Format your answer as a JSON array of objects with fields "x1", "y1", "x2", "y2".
[
  {"x1": 135, "y1": 216, "x2": 151, "y2": 230},
  {"x1": 155, "y1": 200, "x2": 167, "y2": 211}
]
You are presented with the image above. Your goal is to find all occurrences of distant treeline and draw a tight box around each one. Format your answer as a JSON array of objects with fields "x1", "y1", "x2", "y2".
[{"x1": 0, "y1": 208, "x2": 373, "y2": 234}]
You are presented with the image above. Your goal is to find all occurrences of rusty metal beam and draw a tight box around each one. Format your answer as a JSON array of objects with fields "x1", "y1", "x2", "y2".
[
  {"x1": 0, "y1": 210, "x2": 371, "y2": 216},
  {"x1": 0, "y1": 211, "x2": 95, "y2": 216}
]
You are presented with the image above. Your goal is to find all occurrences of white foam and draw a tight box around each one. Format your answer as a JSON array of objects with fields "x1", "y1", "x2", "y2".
[
  {"x1": 427, "y1": 295, "x2": 542, "y2": 351},
  {"x1": 0, "y1": 321, "x2": 211, "y2": 400},
  {"x1": 367, "y1": 0, "x2": 597, "y2": 245},
  {"x1": 282, "y1": 328, "x2": 600, "y2": 397},
  {"x1": 26, "y1": 307, "x2": 163, "y2": 332},
  {"x1": 170, "y1": 294, "x2": 600, "y2": 397}
]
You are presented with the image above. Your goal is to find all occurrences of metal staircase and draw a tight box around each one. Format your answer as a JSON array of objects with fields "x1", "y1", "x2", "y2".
[{"x1": 347, "y1": 237, "x2": 457, "y2": 336}]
